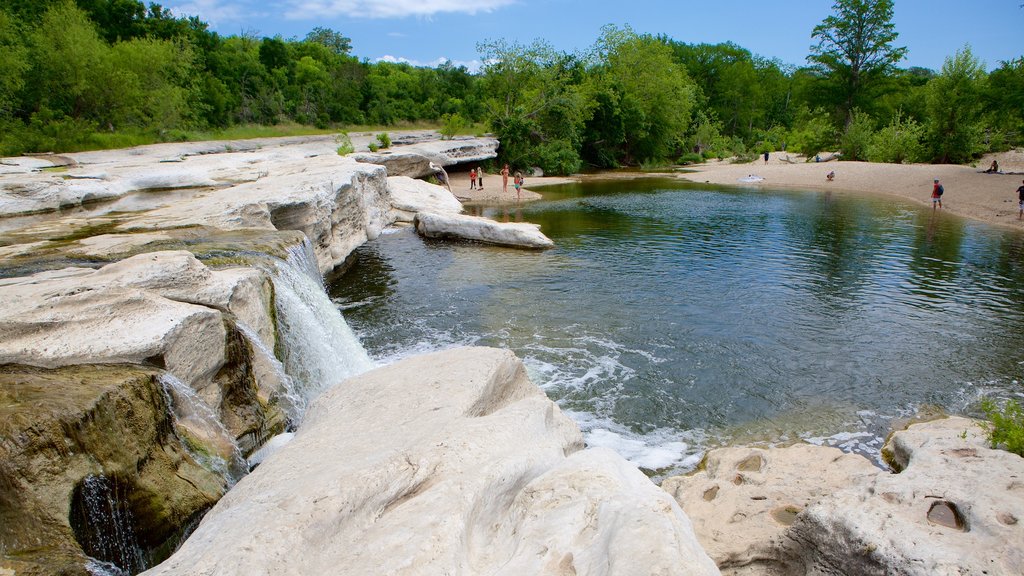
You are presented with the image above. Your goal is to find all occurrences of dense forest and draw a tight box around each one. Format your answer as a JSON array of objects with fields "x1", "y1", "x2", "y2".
[{"x1": 0, "y1": 0, "x2": 1021, "y2": 174}]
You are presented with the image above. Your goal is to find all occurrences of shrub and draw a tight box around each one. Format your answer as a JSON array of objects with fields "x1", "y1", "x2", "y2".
[
  {"x1": 367, "y1": 142, "x2": 379, "y2": 152},
  {"x1": 677, "y1": 152, "x2": 703, "y2": 165},
  {"x1": 376, "y1": 132, "x2": 391, "y2": 149},
  {"x1": 867, "y1": 111, "x2": 925, "y2": 164},
  {"x1": 533, "y1": 139, "x2": 581, "y2": 176},
  {"x1": 840, "y1": 110, "x2": 875, "y2": 161},
  {"x1": 440, "y1": 113, "x2": 465, "y2": 140},
  {"x1": 335, "y1": 132, "x2": 354, "y2": 155},
  {"x1": 980, "y1": 398, "x2": 1024, "y2": 457}
]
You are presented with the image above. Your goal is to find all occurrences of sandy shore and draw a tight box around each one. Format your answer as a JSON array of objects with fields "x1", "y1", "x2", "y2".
[
  {"x1": 446, "y1": 150, "x2": 1024, "y2": 232},
  {"x1": 675, "y1": 150, "x2": 1024, "y2": 231}
]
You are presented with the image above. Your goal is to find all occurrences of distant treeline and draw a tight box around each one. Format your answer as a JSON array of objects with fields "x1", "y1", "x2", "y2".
[{"x1": 1, "y1": 0, "x2": 1022, "y2": 173}]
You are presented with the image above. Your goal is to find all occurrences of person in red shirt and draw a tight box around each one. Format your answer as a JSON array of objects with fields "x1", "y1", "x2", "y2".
[
  {"x1": 469, "y1": 168, "x2": 477, "y2": 190},
  {"x1": 931, "y1": 178, "x2": 944, "y2": 210}
]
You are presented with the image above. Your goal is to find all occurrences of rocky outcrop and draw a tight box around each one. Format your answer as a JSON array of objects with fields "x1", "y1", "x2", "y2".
[
  {"x1": 0, "y1": 251, "x2": 287, "y2": 452},
  {"x1": 0, "y1": 364, "x2": 227, "y2": 575},
  {"x1": 142, "y1": 347, "x2": 720, "y2": 576},
  {"x1": 414, "y1": 211, "x2": 555, "y2": 249},
  {"x1": 352, "y1": 136, "x2": 499, "y2": 178},
  {"x1": 662, "y1": 444, "x2": 879, "y2": 574},
  {"x1": 388, "y1": 175, "x2": 463, "y2": 222},
  {"x1": 663, "y1": 417, "x2": 1024, "y2": 576}
]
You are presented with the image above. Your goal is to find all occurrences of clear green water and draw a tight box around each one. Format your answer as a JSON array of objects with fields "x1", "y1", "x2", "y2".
[{"x1": 330, "y1": 178, "x2": 1024, "y2": 473}]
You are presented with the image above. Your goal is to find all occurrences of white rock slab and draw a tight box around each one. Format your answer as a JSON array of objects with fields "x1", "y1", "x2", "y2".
[
  {"x1": 388, "y1": 175, "x2": 463, "y2": 222},
  {"x1": 143, "y1": 347, "x2": 720, "y2": 576},
  {"x1": 415, "y1": 211, "x2": 554, "y2": 249}
]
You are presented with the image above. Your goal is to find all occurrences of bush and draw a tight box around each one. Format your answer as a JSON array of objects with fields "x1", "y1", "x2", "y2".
[
  {"x1": 376, "y1": 132, "x2": 391, "y2": 149},
  {"x1": 677, "y1": 152, "x2": 704, "y2": 164},
  {"x1": 980, "y1": 398, "x2": 1024, "y2": 457},
  {"x1": 788, "y1": 107, "x2": 837, "y2": 158},
  {"x1": 533, "y1": 139, "x2": 581, "y2": 176},
  {"x1": 840, "y1": 110, "x2": 875, "y2": 161},
  {"x1": 867, "y1": 111, "x2": 925, "y2": 164},
  {"x1": 335, "y1": 132, "x2": 354, "y2": 155},
  {"x1": 367, "y1": 142, "x2": 379, "y2": 152},
  {"x1": 440, "y1": 113, "x2": 465, "y2": 140}
]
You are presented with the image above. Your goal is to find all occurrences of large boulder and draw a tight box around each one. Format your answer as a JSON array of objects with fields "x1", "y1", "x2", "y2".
[
  {"x1": 787, "y1": 417, "x2": 1024, "y2": 575},
  {"x1": 388, "y1": 175, "x2": 463, "y2": 222},
  {"x1": 143, "y1": 347, "x2": 720, "y2": 576},
  {"x1": 414, "y1": 211, "x2": 554, "y2": 249},
  {"x1": 352, "y1": 136, "x2": 499, "y2": 177},
  {"x1": 662, "y1": 444, "x2": 879, "y2": 574}
]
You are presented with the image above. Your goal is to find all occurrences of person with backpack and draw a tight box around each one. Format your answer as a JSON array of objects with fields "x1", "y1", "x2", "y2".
[{"x1": 932, "y1": 178, "x2": 944, "y2": 210}]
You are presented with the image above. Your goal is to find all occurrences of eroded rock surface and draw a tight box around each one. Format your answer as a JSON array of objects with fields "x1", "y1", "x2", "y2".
[
  {"x1": 664, "y1": 417, "x2": 1024, "y2": 576},
  {"x1": 352, "y1": 136, "x2": 498, "y2": 178},
  {"x1": 143, "y1": 347, "x2": 720, "y2": 576},
  {"x1": 415, "y1": 211, "x2": 554, "y2": 249},
  {"x1": 388, "y1": 175, "x2": 463, "y2": 222},
  {"x1": 0, "y1": 364, "x2": 225, "y2": 576}
]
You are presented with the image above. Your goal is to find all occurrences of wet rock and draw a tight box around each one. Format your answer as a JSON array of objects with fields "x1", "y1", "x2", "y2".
[
  {"x1": 663, "y1": 444, "x2": 878, "y2": 574},
  {"x1": 143, "y1": 347, "x2": 720, "y2": 576},
  {"x1": 414, "y1": 211, "x2": 555, "y2": 249},
  {"x1": 0, "y1": 364, "x2": 224, "y2": 575}
]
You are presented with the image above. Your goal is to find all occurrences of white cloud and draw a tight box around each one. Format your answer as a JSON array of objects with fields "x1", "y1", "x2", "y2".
[
  {"x1": 284, "y1": 0, "x2": 517, "y2": 20},
  {"x1": 169, "y1": 0, "x2": 253, "y2": 24},
  {"x1": 375, "y1": 55, "x2": 483, "y2": 72}
]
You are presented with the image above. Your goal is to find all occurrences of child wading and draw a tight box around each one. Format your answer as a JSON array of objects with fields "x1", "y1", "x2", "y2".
[{"x1": 932, "y1": 178, "x2": 944, "y2": 210}]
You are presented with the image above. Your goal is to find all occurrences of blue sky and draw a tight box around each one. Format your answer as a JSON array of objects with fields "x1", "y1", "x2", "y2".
[{"x1": 169, "y1": 0, "x2": 1023, "y2": 72}]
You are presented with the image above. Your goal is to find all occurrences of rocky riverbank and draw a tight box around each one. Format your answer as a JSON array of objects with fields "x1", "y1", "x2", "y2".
[{"x1": 1, "y1": 133, "x2": 1020, "y2": 576}]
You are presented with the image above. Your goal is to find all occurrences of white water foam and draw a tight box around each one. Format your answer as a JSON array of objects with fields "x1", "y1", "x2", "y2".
[
  {"x1": 272, "y1": 239, "x2": 375, "y2": 424},
  {"x1": 157, "y1": 374, "x2": 246, "y2": 485},
  {"x1": 566, "y1": 410, "x2": 705, "y2": 473},
  {"x1": 234, "y1": 321, "x2": 307, "y2": 424}
]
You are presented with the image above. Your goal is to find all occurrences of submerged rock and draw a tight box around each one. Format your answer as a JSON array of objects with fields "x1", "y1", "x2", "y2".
[
  {"x1": 414, "y1": 211, "x2": 555, "y2": 249},
  {"x1": 143, "y1": 347, "x2": 720, "y2": 576}
]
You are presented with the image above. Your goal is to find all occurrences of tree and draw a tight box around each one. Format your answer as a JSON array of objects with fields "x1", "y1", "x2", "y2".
[
  {"x1": 925, "y1": 46, "x2": 987, "y2": 163},
  {"x1": 808, "y1": 0, "x2": 907, "y2": 124},
  {"x1": 304, "y1": 27, "x2": 351, "y2": 56}
]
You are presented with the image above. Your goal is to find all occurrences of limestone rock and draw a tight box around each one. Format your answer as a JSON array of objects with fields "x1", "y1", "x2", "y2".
[
  {"x1": 387, "y1": 175, "x2": 463, "y2": 222},
  {"x1": 414, "y1": 211, "x2": 554, "y2": 249},
  {"x1": 353, "y1": 137, "x2": 498, "y2": 177},
  {"x1": 143, "y1": 347, "x2": 720, "y2": 576},
  {"x1": 0, "y1": 364, "x2": 225, "y2": 576},
  {"x1": 662, "y1": 444, "x2": 879, "y2": 574},
  {"x1": 787, "y1": 416, "x2": 1024, "y2": 576}
]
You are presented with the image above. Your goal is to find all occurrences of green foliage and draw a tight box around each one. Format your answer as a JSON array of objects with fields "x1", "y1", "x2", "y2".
[
  {"x1": 677, "y1": 152, "x2": 704, "y2": 164},
  {"x1": 375, "y1": 132, "x2": 391, "y2": 148},
  {"x1": 367, "y1": 142, "x2": 379, "y2": 152},
  {"x1": 335, "y1": 132, "x2": 353, "y2": 155},
  {"x1": 839, "y1": 109, "x2": 875, "y2": 161},
  {"x1": 980, "y1": 398, "x2": 1024, "y2": 457},
  {"x1": 867, "y1": 110, "x2": 924, "y2": 163},
  {"x1": 440, "y1": 112, "x2": 465, "y2": 140},
  {"x1": 808, "y1": 0, "x2": 907, "y2": 123},
  {"x1": 926, "y1": 46, "x2": 987, "y2": 163},
  {"x1": 787, "y1": 107, "x2": 837, "y2": 157}
]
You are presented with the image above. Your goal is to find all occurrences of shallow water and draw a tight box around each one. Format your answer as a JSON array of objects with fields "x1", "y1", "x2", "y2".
[{"x1": 330, "y1": 178, "x2": 1024, "y2": 473}]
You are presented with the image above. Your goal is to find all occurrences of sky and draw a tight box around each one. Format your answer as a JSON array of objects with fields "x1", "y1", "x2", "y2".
[{"x1": 168, "y1": 0, "x2": 1024, "y2": 72}]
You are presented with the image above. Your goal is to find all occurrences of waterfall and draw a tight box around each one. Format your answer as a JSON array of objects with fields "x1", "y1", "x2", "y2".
[
  {"x1": 157, "y1": 374, "x2": 246, "y2": 486},
  {"x1": 74, "y1": 476, "x2": 144, "y2": 575},
  {"x1": 271, "y1": 238, "x2": 375, "y2": 424},
  {"x1": 234, "y1": 321, "x2": 305, "y2": 423}
]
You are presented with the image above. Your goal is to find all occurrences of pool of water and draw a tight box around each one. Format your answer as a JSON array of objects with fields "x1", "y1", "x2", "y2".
[{"x1": 329, "y1": 178, "x2": 1024, "y2": 473}]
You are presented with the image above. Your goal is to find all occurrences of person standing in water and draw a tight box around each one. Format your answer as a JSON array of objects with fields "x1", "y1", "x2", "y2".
[
  {"x1": 501, "y1": 164, "x2": 510, "y2": 194},
  {"x1": 513, "y1": 171, "x2": 523, "y2": 200},
  {"x1": 932, "y1": 178, "x2": 944, "y2": 210},
  {"x1": 1016, "y1": 179, "x2": 1024, "y2": 220}
]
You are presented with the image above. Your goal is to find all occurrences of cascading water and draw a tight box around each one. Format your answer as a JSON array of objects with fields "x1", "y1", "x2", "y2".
[
  {"x1": 271, "y1": 239, "x2": 375, "y2": 424},
  {"x1": 234, "y1": 321, "x2": 306, "y2": 426},
  {"x1": 72, "y1": 475, "x2": 144, "y2": 576},
  {"x1": 157, "y1": 374, "x2": 247, "y2": 485}
]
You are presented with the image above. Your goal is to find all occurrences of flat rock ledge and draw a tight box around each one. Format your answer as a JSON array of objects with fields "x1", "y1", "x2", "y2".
[
  {"x1": 415, "y1": 211, "x2": 555, "y2": 249},
  {"x1": 663, "y1": 416, "x2": 1024, "y2": 575},
  {"x1": 143, "y1": 347, "x2": 720, "y2": 576}
]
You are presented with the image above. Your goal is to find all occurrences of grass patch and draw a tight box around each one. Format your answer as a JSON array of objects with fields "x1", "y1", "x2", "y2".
[{"x1": 980, "y1": 398, "x2": 1024, "y2": 457}]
